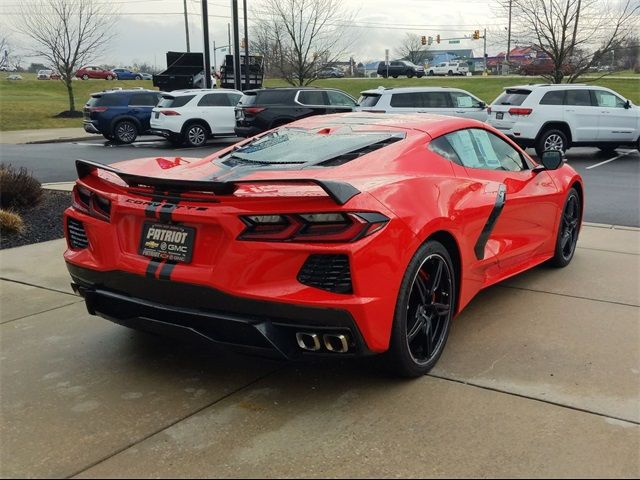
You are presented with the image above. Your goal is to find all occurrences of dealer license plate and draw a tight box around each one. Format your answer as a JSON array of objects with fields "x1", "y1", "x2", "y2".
[
  {"x1": 496, "y1": 112, "x2": 504, "y2": 120},
  {"x1": 139, "y1": 222, "x2": 196, "y2": 263}
]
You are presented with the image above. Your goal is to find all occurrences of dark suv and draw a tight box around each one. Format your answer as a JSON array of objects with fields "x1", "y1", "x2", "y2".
[
  {"x1": 377, "y1": 61, "x2": 425, "y2": 78},
  {"x1": 234, "y1": 87, "x2": 357, "y2": 137},
  {"x1": 83, "y1": 88, "x2": 162, "y2": 143}
]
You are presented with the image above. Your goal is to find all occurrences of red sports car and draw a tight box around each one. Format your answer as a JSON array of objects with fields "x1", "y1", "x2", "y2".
[{"x1": 64, "y1": 113, "x2": 583, "y2": 376}]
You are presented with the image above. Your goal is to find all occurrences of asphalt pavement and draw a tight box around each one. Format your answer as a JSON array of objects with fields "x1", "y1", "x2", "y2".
[{"x1": 1, "y1": 137, "x2": 638, "y2": 226}]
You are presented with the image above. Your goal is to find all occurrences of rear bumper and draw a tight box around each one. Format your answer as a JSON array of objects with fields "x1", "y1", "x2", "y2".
[
  {"x1": 83, "y1": 121, "x2": 100, "y2": 134},
  {"x1": 67, "y1": 263, "x2": 370, "y2": 359},
  {"x1": 234, "y1": 125, "x2": 262, "y2": 138},
  {"x1": 148, "y1": 128, "x2": 176, "y2": 138}
]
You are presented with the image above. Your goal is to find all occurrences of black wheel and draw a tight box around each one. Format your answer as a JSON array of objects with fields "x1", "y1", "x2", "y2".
[
  {"x1": 183, "y1": 122, "x2": 208, "y2": 147},
  {"x1": 135, "y1": 75, "x2": 142, "y2": 80},
  {"x1": 102, "y1": 133, "x2": 114, "y2": 141},
  {"x1": 417, "y1": 73, "x2": 424, "y2": 78},
  {"x1": 598, "y1": 145, "x2": 619, "y2": 155},
  {"x1": 447, "y1": 70, "x2": 453, "y2": 76},
  {"x1": 428, "y1": 70, "x2": 434, "y2": 76},
  {"x1": 113, "y1": 120, "x2": 138, "y2": 144},
  {"x1": 388, "y1": 240, "x2": 456, "y2": 377},
  {"x1": 168, "y1": 135, "x2": 183, "y2": 147},
  {"x1": 392, "y1": 75, "x2": 398, "y2": 78},
  {"x1": 407, "y1": 72, "x2": 414, "y2": 78},
  {"x1": 82, "y1": 74, "x2": 89, "y2": 80},
  {"x1": 535, "y1": 129, "x2": 568, "y2": 158},
  {"x1": 549, "y1": 188, "x2": 581, "y2": 267}
]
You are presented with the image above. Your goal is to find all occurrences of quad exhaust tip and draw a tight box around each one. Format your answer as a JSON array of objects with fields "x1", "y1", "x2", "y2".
[{"x1": 296, "y1": 332, "x2": 350, "y2": 353}]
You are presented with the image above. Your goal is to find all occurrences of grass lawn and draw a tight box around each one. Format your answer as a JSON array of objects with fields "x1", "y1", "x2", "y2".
[{"x1": 1, "y1": 72, "x2": 638, "y2": 131}]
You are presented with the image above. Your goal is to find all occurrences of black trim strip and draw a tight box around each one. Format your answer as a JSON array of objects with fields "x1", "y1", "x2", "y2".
[
  {"x1": 75, "y1": 159, "x2": 361, "y2": 206},
  {"x1": 158, "y1": 261, "x2": 177, "y2": 280},
  {"x1": 145, "y1": 260, "x2": 162, "y2": 279},
  {"x1": 474, "y1": 184, "x2": 507, "y2": 260}
]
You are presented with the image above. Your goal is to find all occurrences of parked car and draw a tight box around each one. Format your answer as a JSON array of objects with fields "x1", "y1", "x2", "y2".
[
  {"x1": 317, "y1": 67, "x2": 345, "y2": 78},
  {"x1": 357, "y1": 86, "x2": 488, "y2": 121},
  {"x1": 65, "y1": 113, "x2": 584, "y2": 377},
  {"x1": 427, "y1": 61, "x2": 469, "y2": 76},
  {"x1": 113, "y1": 68, "x2": 144, "y2": 80},
  {"x1": 6, "y1": 74, "x2": 23, "y2": 81},
  {"x1": 83, "y1": 88, "x2": 163, "y2": 143},
  {"x1": 487, "y1": 84, "x2": 640, "y2": 156},
  {"x1": 149, "y1": 89, "x2": 243, "y2": 147},
  {"x1": 518, "y1": 58, "x2": 573, "y2": 76},
  {"x1": 75, "y1": 66, "x2": 117, "y2": 80},
  {"x1": 234, "y1": 87, "x2": 358, "y2": 137},
  {"x1": 139, "y1": 72, "x2": 153, "y2": 80},
  {"x1": 37, "y1": 69, "x2": 61, "y2": 80},
  {"x1": 377, "y1": 60, "x2": 425, "y2": 78}
]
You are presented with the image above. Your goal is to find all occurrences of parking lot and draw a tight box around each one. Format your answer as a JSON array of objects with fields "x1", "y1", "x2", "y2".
[{"x1": 1, "y1": 221, "x2": 638, "y2": 477}]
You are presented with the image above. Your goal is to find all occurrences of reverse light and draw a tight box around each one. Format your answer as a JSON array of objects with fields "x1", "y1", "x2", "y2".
[
  {"x1": 161, "y1": 110, "x2": 181, "y2": 116},
  {"x1": 238, "y1": 212, "x2": 389, "y2": 243},
  {"x1": 508, "y1": 107, "x2": 533, "y2": 116},
  {"x1": 72, "y1": 185, "x2": 111, "y2": 222}
]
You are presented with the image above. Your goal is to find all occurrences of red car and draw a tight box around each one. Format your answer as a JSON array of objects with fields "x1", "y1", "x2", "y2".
[
  {"x1": 75, "y1": 65, "x2": 116, "y2": 80},
  {"x1": 63, "y1": 113, "x2": 583, "y2": 377}
]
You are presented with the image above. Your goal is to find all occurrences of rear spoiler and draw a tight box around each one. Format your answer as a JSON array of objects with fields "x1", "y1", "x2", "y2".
[{"x1": 75, "y1": 158, "x2": 361, "y2": 206}]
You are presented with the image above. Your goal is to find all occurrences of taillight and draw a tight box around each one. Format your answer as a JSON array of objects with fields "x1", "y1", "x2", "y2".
[
  {"x1": 508, "y1": 107, "x2": 533, "y2": 116},
  {"x1": 161, "y1": 110, "x2": 181, "y2": 116},
  {"x1": 244, "y1": 107, "x2": 266, "y2": 115},
  {"x1": 89, "y1": 107, "x2": 108, "y2": 113},
  {"x1": 238, "y1": 212, "x2": 389, "y2": 243},
  {"x1": 71, "y1": 185, "x2": 111, "y2": 222}
]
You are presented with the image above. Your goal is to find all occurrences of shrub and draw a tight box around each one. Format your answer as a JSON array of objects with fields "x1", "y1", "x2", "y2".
[
  {"x1": 0, "y1": 209, "x2": 25, "y2": 235},
  {"x1": 0, "y1": 164, "x2": 42, "y2": 209}
]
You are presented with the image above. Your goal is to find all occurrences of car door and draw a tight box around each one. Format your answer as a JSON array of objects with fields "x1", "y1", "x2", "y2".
[
  {"x1": 197, "y1": 93, "x2": 235, "y2": 134},
  {"x1": 128, "y1": 93, "x2": 160, "y2": 132},
  {"x1": 449, "y1": 91, "x2": 488, "y2": 121},
  {"x1": 296, "y1": 89, "x2": 330, "y2": 116},
  {"x1": 444, "y1": 127, "x2": 560, "y2": 272},
  {"x1": 417, "y1": 91, "x2": 456, "y2": 117},
  {"x1": 591, "y1": 89, "x2": 638, "y2": 142},
  {"x1": 563, "y1": 89, "x2": 600, "y2": 141}
]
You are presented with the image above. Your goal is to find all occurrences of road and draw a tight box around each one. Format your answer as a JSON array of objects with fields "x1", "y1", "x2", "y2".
[{"x1": 1, "y1": 138, "x2": 638, "y2": 226}]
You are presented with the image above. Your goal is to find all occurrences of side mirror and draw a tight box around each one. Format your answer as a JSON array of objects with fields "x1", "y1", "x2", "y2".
[
  {"x1": 539, "y1": 150, "x2": 563, "y2": 171},
  {"x1": 625, "y1": 100, "x2": 631, "y2": 109},
  {"x1": 478, "y1": 101, "x2": 487, "y2": 109}
]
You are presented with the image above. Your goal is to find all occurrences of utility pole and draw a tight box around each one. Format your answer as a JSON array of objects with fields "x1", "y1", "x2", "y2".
[
  {"x1": 483, "y1": 29, "x2": 487, "y2": 72},
  {"x1": 228, "y1": 23, "x2": 232, "y2": 52},
  {"x1": 231, "y1": 0, "x2": 241, "y2": 89},
  {"x1": 213, "y1": 41, "x2": 217, "y2": 74},
  {"x1": 506, "y1": 0, "x2": 512, "y2": 72},
  {"x1": 183, "y1": 0, "x2": 191, "y2": 52},
  {"x1": 243, "y1": 0, "x2": 250, "y2": 91},
  {"x1": 201, "y1": 0, "x2": 212, "y2": 88}
]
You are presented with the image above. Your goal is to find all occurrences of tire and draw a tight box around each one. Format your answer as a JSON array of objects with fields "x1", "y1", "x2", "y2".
[
  {"x1": 535, "y1": 129, "x2": 568, "y2": 158},
  {"x1": 113, "y1": 120, "x2": 138, "y2": 144},
  {"x1": 82, "y1": 74, "x2": 89, "y2": 80},
  {"x1": 598, "y1": 145, "x2": 619, "y2": 155},
  {"x1": 168, "y1": 135, "x2": 183, "y2": 147},
  {"x1": 407, "y1": 72, "x2": 414, "y2": 78},
  {"x1": 135, "y1": 75, "x2": 142, "y2": 80},
  {"x1": 392, "y1": 75, "x2": 398, "y2": 78},
  {"x1": 549, "y1": 188, "x2": 581, "y2": 268},
  {"x1": 387, "y1": 240, "x2": 456, "y2": 377},
  {"x1": 417, "y1": 73, "x2": 424, "y2": 78},
  {"x1": 106, "y1": 75, "x2": 113, "y2": 80},
  {"x1": 183, "y1": 122, "x2": 208, "y2": 147},
  {"x1": 447, "y1": 70, "x2": 453, "y2": 76},
  {"x1": 102, "y1": 133, "x2": 114, "y2": 141},
  {"x1": 428, "y1": 70, "x2": 434, "y2": 76}
]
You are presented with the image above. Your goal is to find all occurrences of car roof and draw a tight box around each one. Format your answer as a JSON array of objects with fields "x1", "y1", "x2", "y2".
[
  {"x1": 91, "y1": 88, "x2": 160, "y2": 96},
  {"x1": 166, "y1": 88, "x2": 242, "y2": 96},
  {"x1": 360, "y1": 86, "x2": 473, "y2": 95},
  {"x1": 504, "y1": 83, "x2": 591, "y2": 90}
]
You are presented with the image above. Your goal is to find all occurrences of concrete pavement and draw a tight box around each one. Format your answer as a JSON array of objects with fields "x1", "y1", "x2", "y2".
[
  {"x1": 1, "y1": 225, "x2": 638, "y2": 477},
  {"x1": 0, "y1": 128, "x2": 93, "y2": 145}
]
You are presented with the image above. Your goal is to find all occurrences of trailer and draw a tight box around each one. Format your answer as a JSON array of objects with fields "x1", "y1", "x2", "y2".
[
  {"x1": 152, "y1": 52, "x2": 213, "y2": 91},
  {"x1": 219, "y1": 54, "x2": 264, "y2": 90}
]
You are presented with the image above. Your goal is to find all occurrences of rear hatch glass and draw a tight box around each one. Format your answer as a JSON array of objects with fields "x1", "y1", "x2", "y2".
[
  {"x1": 157, "y1": 95, "x2": 195, "y2": 108},
  {"x1": 358, "y1": 94, "x2": 381, "y2": 107},
  {"x1": 238, "y1": 93, "x2": 257, "y2": 106},
  {"x1": 494, "y1": 89, "x2": 531, "y2": 107}
]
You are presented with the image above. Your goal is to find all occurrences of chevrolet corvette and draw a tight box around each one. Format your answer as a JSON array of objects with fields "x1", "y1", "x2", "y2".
[{"x1": 64, "y1": 113, "x2": 583, "y2": 377}]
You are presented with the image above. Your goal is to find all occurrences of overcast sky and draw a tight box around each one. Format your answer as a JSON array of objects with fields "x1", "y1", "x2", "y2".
[{"x1": 2, "y1": 0, "x2": 512, "y2": 68}]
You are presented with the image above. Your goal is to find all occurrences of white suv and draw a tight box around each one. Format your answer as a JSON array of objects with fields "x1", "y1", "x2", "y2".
[
  {"x1": 487, "y1": 84, "x2": 640, "y2": 156},
  {"x1": 427, "y1": 62, "x2": 469, "y2": 76},
  {"x1": 150, "y1": 89, "x2": 243, "y2": 147},
  {"x1": 357, "y1": 87, "x2": 488, "y2": 121}
]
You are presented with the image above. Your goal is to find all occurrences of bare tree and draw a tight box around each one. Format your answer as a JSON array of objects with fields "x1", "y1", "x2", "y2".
[
  {"x1": 395, "y1": 33, "x2": 427, "y2": 65},
  {"x1": 502, "y1": 0, "x2": 639, "y2": 83},
  {"x1": 15, "y1": 0, "x2": 117, "y2": 114},
  {"x1": 252, "y1": 0, "x2": 358, "y2": 86}
]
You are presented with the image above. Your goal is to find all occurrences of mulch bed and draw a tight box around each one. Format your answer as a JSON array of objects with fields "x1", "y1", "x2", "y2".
[{"x1": 1, "y1": 190, "x2": 72, "y2": 250}]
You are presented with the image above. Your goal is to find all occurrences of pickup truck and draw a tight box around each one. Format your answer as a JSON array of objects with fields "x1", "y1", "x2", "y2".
[{"x1": 427, "y1": 62, "x2": 469, "y2": 76}]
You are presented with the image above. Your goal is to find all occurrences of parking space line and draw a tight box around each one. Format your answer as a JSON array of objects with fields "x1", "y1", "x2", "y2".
[{"x1": 586, "y1": 150, "x2": 635, "y2": 170}]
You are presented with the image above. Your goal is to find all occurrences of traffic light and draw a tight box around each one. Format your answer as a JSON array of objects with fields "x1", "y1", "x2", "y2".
[
  {"x1": 436, "y1": 34, "x2": 441, "y2": 44},
  {"x1": 421, "y1": 35, "x2": 427, "y2": 46},
  {"x1": 473, "y1": 30, "x2": 480, "y2": 40},
  {"x1": 428, "y1": 36, "x2": 433, "y2": 45}
]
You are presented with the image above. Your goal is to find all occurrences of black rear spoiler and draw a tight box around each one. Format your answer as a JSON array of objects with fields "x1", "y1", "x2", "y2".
[{"x1": 75, "y1": 159, "x2": 361, "y2": 206}]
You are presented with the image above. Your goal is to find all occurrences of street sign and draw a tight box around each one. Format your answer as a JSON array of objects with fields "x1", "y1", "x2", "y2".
[{"x1": 449, "y1": 40, "x2": 460, "y2": 44}]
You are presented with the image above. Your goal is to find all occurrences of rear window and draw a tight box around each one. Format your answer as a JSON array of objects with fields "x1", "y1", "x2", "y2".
[
  {"x1": 218, "y1": 127, "x2": 405, "y2": 167},
  {"x1": 86, "y1": 95, "x2": 125, "y2": 107},
  {"x1": 158, "y1": 95, "x2": 195, "y2": 108},
  {"x1": 495, "y1": 89, "x2": 531, "y2": 106},
  {"x1": 358, "y1": 94, "x2": 381, "y2": 107}
]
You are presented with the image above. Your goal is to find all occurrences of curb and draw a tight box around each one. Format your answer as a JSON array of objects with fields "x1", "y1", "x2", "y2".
[{"x1": 25, "y1": 136, "x2": 96, "y2": 145}]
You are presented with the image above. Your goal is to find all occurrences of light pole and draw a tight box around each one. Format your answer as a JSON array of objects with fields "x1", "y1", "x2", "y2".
[
  {"x1": 201, "y1": 0, "x2": 212, "y2": 88},
  {"x1": 231, "y1": 0, "x2": 241, "y2": 89},
  {"x1": 183, "y1": 0, "x2": 191, "y2": 52},
  {"x1": 243, "y1": 0, "x2": 250, "y2": 91}
]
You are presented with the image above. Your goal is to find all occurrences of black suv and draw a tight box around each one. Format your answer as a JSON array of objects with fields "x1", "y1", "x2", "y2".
[
  {"x1": 377, "y1": 61, "x2": 425, "y2": 78},
  {"x1": 83, "y1": 88, "x2": 162, "y2": 143},
  {"x1": 234, "y1": 87, "x2": 357, "y2": 137}
]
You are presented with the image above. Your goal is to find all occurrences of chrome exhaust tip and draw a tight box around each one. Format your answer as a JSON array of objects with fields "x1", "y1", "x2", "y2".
[
  {"x1": 323, "y1": 334, "x2": 349, "y2": 353},
  {"x1": 296, "y1": 332, "x2": 321, "y2": 352}
]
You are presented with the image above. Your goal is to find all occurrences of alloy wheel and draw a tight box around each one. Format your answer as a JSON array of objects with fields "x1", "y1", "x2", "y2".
[
  {"x1": 544, "y1": 133, "x2": 564, "y2": 151},
  {"x1": 560, "y1": 194, "x2": 580, "y2": 260},
  {"x1": 187, "y1": 125, "x2": 206, "y2": 146},
  {"x1": 116, "y1": 122, "x2": 136, "y2": 143},
  {"x1": 405, "y1": 254, "x2": 453, "y2": 365}
]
